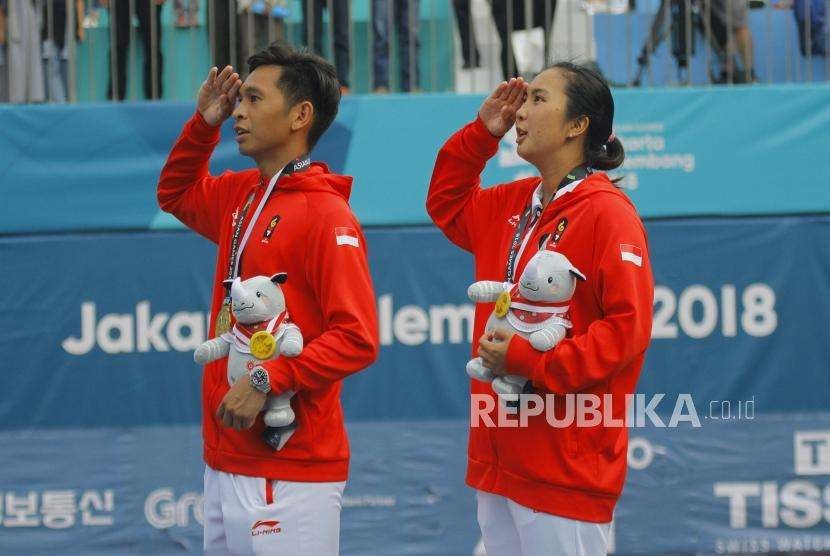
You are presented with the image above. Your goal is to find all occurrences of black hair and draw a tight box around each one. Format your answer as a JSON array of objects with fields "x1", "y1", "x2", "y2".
[
  {"x1": 247, "y1": 41, "x2": 340, "y2": 149},
  {"x1": 549, "y1": 61, "x2": 624, "y2": 172}
]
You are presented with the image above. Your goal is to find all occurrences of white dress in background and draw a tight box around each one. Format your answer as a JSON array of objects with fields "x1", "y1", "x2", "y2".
[{"x1": 3, "y1": 0, "x2": 46, "y2": 103}]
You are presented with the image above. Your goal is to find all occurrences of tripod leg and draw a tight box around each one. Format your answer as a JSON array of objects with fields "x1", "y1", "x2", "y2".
[{"x1": 634, "y1": 0, "x2": 670, "y2": 84}]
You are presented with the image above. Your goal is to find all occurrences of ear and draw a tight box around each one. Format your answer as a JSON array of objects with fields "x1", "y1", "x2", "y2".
[
  {"x1": 222, "y1": 279, "x2": 234, "y2": 290},
  {"x1": 270, "y1": 272, "x2": 288, "y2": 284},
  {"x1": 290, "y1": 100, "x2": 314, "y2": 133},
  {"x1": 568, "y1": 115, "x2": 590, "y2": 139},
  {"x1": 569, "y1": 268, "x2": 587, "y2": 281}
]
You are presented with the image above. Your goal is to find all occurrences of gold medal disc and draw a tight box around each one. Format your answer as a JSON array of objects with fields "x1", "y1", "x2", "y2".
[
  {"x1": 494, "y1": 291, "x2": 511, "y2": 318},
  {"x1": 215, "y1": 304, "x2": 232, "y2": 337},
  {"x1": 250, "y1": 331, "x2": 277, "y2": 360}
]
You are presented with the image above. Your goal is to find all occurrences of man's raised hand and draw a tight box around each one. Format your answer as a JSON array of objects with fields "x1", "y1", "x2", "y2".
[{"x1": 198, "y1": 65, "x2": 243, "y2": 127}]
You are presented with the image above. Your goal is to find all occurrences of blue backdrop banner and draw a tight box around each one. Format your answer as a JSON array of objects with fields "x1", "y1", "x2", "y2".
[
  {"x1": 1, "y1": 216, "x2": 829, "y2": 554},
  {"x1": 2, "y1": 85, "x2": 830, "y2": 234}
]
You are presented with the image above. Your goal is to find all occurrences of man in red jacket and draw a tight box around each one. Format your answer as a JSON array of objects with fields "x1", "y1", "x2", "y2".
[
  {"x1": 427, "y1": 67, "x2": 653, "y2": 554},
  {"x1": 157, "y1": 42, "x2": 378, "y2": 555}
]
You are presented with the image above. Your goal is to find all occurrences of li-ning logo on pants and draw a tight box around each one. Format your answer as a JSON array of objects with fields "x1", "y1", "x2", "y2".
[{"x1": 251, "y1": 520, "x2": 282, "y2": 536}]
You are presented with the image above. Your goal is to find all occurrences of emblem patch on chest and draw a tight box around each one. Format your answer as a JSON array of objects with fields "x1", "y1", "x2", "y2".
[
  {"x1": 551, "y1": 217, "x2": 569, "y2": 245},
  {"x1": 261, "y1": 214, "x2": 281, "y2": 243}
]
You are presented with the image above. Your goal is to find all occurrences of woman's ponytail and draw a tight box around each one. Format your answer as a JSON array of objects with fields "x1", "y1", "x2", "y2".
[{"x1": 549, "y1": 62, "x2": 625, "y2": 172}]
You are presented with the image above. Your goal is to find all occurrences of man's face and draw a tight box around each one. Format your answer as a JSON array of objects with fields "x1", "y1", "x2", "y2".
[{"x1": 232, "y1": 66, "x2": 294, "y2": 159}]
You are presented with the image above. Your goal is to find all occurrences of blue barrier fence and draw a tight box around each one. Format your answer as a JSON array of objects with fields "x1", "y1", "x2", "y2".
[
  {"x1": 1, "y1": 85, "x2": 829, "y2": 234},
  {"x1": 1, "y1": 217, "x2": 830, "y2": 554}
]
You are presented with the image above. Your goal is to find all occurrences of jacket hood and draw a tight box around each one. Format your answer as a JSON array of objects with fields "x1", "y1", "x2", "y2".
[
  {"x1": 268, "y1": 162, "x2": 354, "y2": 201},
  {"x1": 540, "y1": 171, "x2": 634, "y2": 216}
]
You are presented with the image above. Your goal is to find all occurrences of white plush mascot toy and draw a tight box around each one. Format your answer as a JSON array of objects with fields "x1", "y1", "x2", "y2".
[
  {"x1": 466, "y1": 245, "x2": 585, "y2": 401},
  {"x1": 194, "y1": 273, "x2": 303, "y2": 450}
]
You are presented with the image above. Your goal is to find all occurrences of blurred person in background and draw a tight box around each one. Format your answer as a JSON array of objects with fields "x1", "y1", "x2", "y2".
[
  {"x1": 1, "y1": 0, "x2": 45, "y2": 102},
  {"x1": 775, "y1": 0, "x2": 826, "y2": 57},
  {"x1": 491, "y1": 0, "x2": 557, "y2": 80},
  {"x1": 174, "y1": 0, "x2": 198, "y2": 26},
  {"x1": 0, "y1": 0, "x2": 5, "y2": 101},
  {"x1": 237, "y1": 0, "x2": 288, "y2": 67},
  {"x1": 708, "y1": 0, "x2": 756, "y2": 82},
  {"x1": 208, "y1": 0, "x2": 238, "y2": 68},
  {"x1": 453, "y1": 0, "x2": 481, "y2": 69},
  {"x1": 302, "y1": 0, "x2": 351, "y2": 92},
  {"x1": 209, "y1": 0, "x2": 287, "y2": 72},
  {"x1": 428, "y1": 66, "x2": 653, "y2": 555},
  {"x1": 102, "y1": 0, "x2": 165, "y2": 100},
  {"x1": 372, "y1": 0, "x2": 420, "y2": 92},
  {"x1": 41, "y1": 0, "x2": 85, "y2": 102}
]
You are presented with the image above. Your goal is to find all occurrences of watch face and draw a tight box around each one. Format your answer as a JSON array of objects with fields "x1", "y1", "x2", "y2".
[{"x1": 251, "y1": 369, "x2": 270, "y2": 393}]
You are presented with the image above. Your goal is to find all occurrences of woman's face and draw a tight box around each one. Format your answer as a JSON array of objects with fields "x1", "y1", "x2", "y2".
[{"x1": 515, "y1": 68, "x2": 575, "y2": 164}]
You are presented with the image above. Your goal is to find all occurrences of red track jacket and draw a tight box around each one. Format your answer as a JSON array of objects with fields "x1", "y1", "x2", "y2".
[
  {"x1": 158, "y1": 111, "x2": 379, "y2": 482},
  {"x1": 427, "y1": 117, "x2": 654, "y2": 523}
]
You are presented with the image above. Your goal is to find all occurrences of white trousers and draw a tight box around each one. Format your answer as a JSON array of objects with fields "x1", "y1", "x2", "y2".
[
  {"x1": 476, "y1": 491, "x2": 610, "y2": 556},
  {"x1": 203, "y1": 465, "x2": 346, "y2": 556}
]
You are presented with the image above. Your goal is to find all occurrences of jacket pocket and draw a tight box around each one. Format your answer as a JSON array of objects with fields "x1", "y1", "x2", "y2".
[{"x1": 567, "y1": 426, "x2": 580, "y2": 458}]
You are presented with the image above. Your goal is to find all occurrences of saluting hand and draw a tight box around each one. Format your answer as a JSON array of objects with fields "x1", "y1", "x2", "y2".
[
  {"x1": 198, "y1": 65, "x2": 243, "y2": 127},
  {"x1": 478, "y1": 77, "x2": 528, "y2": 138}
]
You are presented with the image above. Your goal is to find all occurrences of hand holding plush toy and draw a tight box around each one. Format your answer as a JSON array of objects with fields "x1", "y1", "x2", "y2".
[
  {"x1": 466, "y1": 248, "x2": 585, "y2": 402},
  {"x1": 195, "y1": 273, "x2": 303, "y2": 450}
]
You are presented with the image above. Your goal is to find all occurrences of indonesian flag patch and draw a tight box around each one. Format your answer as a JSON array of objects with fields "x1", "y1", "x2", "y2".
[
  {"x1": 335, "y1": 227, "x2": 360, "y2": 247},
  {"x1": 620, "y1": 244, "x2": 643, "y2": 267}
]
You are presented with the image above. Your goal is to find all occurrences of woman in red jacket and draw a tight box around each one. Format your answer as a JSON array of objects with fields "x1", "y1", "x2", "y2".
[{"x1": 427, "y1": 64, "x2": 654, "y2": 555}]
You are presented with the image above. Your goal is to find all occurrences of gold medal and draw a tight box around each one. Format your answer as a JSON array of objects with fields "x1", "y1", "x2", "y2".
[
  {"x1": 250, "y1": 331, "x2": 277, "y2": 360},
  {"x1": 215, "y1": 303, "x2": 232, "y2": 337},
  {"x1": 494, "y1": 291, "x2": 511, "y2": 318}
]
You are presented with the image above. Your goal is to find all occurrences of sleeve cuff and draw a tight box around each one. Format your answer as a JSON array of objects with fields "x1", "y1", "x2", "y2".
[
  {"x1": 189, "y1": 110, "x2": 222, "y2": 144},
  {"x1": 506, "y1": 334, "x2": 543, "y2": 381},
  {"x1": 262, "y1": 359, "x2": 295, "y2": 395},
  {"x1": 468, "y1": 116, "x2": 504, "y2": 158}
]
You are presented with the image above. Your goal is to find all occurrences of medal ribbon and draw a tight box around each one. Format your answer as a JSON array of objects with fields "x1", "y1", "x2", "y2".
[
  {"x1": 231, "y1": 312, "x2": 288, "y2": 345},
  {"x1": 223, "y1": 312, "x2": 289, "y2": 354}
]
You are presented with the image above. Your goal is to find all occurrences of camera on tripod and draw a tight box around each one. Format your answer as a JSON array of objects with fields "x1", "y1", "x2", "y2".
[{"x1": 632, "y1": 0, "x2": 754, "y2": 85}]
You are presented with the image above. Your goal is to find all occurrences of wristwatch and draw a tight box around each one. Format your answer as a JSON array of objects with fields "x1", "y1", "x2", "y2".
[{"x1": 249, "y1": 367, "x2": 271, "y2": 395}]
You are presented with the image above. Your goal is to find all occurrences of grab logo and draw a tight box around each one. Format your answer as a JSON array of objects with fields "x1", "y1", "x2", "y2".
[{"x1": 144, "y1": 489, "x2": 203, "y2": 529}]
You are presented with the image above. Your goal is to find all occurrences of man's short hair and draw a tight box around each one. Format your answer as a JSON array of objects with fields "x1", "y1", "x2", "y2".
[{"x1": 247, "y1": 42, "x2": 341, "y2": 149}]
